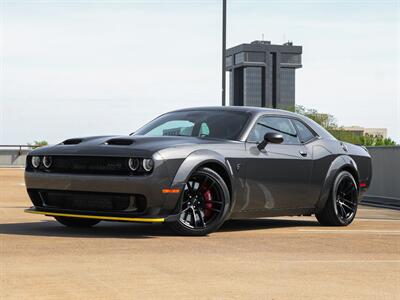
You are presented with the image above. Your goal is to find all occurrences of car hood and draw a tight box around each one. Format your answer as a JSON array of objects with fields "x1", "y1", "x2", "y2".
[{"x1": 29, "y1": 135, "x2": 231, "y2": 157}]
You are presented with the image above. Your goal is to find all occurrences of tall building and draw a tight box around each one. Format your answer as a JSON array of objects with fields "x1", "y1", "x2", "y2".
[{"x1": 225, "y1": 40, "x2": 302, "y2": 109}]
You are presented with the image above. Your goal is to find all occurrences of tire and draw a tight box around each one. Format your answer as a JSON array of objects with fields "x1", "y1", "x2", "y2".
[
  {"x1": 55, "y1": 216, "x2": 101, "y2": 228},
  {"x1": 167, "y1": 167, "x2": 231, "y2": 236},
  {"x1": 316, "y1": 171, "x2": 358, "y2": 226}
]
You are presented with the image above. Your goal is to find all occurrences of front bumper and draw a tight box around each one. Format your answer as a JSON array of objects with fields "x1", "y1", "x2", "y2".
[{"x1": 24, "y1": 160, "x2": 185, "y2": 216}]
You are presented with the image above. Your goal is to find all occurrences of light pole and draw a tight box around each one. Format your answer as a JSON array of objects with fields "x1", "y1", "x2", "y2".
[{"x1": 222, "y1": 0, "x2": 227, "y2": 106}]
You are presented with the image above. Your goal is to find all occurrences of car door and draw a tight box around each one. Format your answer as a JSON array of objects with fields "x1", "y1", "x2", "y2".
[{"x1": 242, "y1": 115, "x2": 314, "y2": 211}]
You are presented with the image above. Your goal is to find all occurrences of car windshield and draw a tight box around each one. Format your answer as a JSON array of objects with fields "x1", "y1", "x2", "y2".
[{"x1": 133, "y1": 110, "x2": 250, "y2": 141}]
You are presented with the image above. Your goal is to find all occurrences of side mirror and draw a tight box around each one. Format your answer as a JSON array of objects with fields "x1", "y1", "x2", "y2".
[{"x1": 257, "y1": 132, "x2": 284, "y2": 151}]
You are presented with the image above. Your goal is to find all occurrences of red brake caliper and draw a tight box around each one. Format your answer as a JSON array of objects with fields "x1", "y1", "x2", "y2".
[{"x1": 202, "y1": 185, "x2": 213, "y2": 218}]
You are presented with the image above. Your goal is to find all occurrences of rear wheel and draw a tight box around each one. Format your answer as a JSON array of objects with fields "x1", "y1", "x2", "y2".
[
  {"x1": 168, "y1": 167, "x2": 230, "y2": 236},
  {"x1": 316, "y1": 171, "x2": 358, "y2": 226},
  {"x1": 55, "y1": 216, "x2": 101, "y2": 228}
]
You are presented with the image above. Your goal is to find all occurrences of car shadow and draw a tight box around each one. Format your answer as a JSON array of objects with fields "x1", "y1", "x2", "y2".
[
  {"x1": 0, "y1": 220, "x2": 168, "y2": 239},
  {"x1": 0, "y1": 218, "x2": 320, "y2": 239},
  {"x1": 220, "y1": 218, "x2": 320, "y2": 232}
]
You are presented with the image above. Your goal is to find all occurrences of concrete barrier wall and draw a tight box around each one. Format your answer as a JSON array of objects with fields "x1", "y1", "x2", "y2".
[
  {"x1": 363, "y1": 146, "x2": 400, "y2": 208},
  {"x1": 0, "y1": 149, "x2": 30, "y2": 167}
]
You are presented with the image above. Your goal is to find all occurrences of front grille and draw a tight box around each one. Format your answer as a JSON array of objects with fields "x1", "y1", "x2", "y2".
[
  {"x1": 53, "y1": 156, "x2": 130, "y2": 175},
  {"x1": 41, "y1": 156, "x2": 135, "y2": 175},
  {"x1": 36, "y1": 190, "x2": 146, "y2": 212}
]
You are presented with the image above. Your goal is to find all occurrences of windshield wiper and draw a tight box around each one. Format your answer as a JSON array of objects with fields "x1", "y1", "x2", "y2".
[{"x1": 163, "y1": 134, "x2": 191, "y2": 137}]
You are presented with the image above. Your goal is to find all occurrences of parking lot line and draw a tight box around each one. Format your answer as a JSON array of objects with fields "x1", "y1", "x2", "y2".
[{"x1": 298, "y1": 229, "x2": 400, "y2": 234}]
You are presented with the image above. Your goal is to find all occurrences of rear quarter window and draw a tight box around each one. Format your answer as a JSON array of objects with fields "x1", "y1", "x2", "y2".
[{"x1": 291, "y1": 119, "x2": 316, "y2": 143}]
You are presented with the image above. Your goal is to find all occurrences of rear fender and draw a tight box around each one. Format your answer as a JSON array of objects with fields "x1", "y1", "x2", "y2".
[{"x1": 316, "y1": 155, "x2": 359, "y2": 212}]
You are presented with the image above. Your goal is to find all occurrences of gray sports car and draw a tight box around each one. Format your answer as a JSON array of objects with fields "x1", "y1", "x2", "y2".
[{"x1": 25, "y1": 107, "x2": 372, "y2": 235}]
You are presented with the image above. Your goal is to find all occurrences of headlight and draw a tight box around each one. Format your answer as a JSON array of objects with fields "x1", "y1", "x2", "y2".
[
  {"x1": 128, "y1": 158, "x2": 140, "y2": 171},
  {"x1": 142, "y1": 158, "x2": 154, "y2": 172},
  {"x1": 43, "y1": 156, "x2": 52, "y2": 168},
  {"x1": 31, "y1": 156, "x2": 41, "y2": 168}
]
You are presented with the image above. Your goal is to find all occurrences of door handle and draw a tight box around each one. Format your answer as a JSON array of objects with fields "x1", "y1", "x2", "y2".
[{"x1": 299, "y1": 150, "x2": 307, "y2": 157}]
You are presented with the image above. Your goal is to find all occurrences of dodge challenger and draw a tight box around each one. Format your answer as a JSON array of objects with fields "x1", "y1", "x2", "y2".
[{"x1": 25, "y1": 107, "x2": 372, "y2": 235}]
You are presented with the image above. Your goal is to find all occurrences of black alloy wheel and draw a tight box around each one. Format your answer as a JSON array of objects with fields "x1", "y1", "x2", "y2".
[
  {"x1": 168, "y1": 167, "x2": 230, "y2": 235},
  {"x1": 335, "y1": 175, "x2": 358, "y2": 222},
  {"x1": 316, "y1": 170, "x2": 358, "y2": 226}
]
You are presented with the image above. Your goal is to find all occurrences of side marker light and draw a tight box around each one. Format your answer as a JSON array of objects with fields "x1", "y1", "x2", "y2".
[{"x1": 162, "y1": 189, "x2": 181, "y2": 194}]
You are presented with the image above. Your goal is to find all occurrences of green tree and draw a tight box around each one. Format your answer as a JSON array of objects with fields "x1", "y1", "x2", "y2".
[
  {"x1": 295, "y1": 105, "x2": 337, "y2": 129},
  {"x1": 383, "y1": 137, "x2": 397, "y2": 146},
  {"x1": 28, "y1": 140, "x2": 48, "y2": 149},
  {"x1": 292, "y1": 105, "x2": 397, "y2": 146},
  {"x1": 359, "y1": 134, "x2": 396, "y2": 146}
]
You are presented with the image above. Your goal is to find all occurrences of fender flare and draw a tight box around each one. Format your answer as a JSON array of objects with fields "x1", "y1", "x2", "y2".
[
  {"x1": 170, "y1": 149, "x2": 235, "y2": 212},
  {"x1": 316, "y1": 155, "x2": 359, "y2": 212}
]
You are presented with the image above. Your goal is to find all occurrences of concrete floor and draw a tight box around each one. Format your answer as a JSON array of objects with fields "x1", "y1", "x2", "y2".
[{"x1": 1, "y1": 168, "x2": 399, "y2": 300}]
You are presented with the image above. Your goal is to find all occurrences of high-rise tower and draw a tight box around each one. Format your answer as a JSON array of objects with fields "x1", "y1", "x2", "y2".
[{"x1": 225, "y1": 40, "x2": 302, "y2": 109}]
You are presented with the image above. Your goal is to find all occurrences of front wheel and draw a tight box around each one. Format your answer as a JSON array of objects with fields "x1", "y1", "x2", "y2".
[
  {"x1": 55, "y1": 216, "x2": 101, "y2": 228},
  {"x1": 167, "y1": 167, "x2": 231, "y2": 236},
  {"x1": 316, "y1": 170, "x2": 358, "y2": 226}
]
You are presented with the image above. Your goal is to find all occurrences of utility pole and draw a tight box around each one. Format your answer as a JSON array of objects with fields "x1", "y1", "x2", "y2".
[{"x1": 222, "y1": 0, "x2": 227, "y2": 106}]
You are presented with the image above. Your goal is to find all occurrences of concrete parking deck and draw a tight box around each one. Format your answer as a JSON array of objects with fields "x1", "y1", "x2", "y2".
[{"x1": 1, "y1": 169, "x2": 399, "y2": 299}]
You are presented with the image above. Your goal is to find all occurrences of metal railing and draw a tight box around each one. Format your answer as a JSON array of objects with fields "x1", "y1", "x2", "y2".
[
  {"x1": 0, "y1": 145, "x2": 38, "y2": 167},
  {"x1": 0, "y1": 145, "x2": 36, "y2": 155}
]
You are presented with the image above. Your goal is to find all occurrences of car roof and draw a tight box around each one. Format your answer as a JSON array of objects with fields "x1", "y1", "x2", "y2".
[{"x1": 171, "y1": 106, "x2": 298, "y2": 117}]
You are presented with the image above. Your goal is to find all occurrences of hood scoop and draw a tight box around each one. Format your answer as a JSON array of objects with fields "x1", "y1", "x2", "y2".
[
  {"x1": 62, "y1": 138, "x2": 82, "y2": 145},
  {"x1": 105, "y1": 138, "x2": 134, "y2": 146}
]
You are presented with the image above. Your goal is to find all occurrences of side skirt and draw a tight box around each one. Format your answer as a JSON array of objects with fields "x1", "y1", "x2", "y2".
[{"x1": 229, "y1": 208, "x2": 315, "y2": 219}]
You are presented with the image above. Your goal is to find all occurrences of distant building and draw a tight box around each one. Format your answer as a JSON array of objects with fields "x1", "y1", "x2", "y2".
[
  {"x1": 225, "y1": 40, "x2": 302, "y2": 109},
  {"x1": 342, "y1": 126, "x2": 387, "y2": 138}
]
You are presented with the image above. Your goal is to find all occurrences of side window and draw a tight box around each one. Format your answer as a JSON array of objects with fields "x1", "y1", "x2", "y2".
[
  {"x1": 145, "y1": 120, "x2": 194, "y2": 136},
  {"x1": 199, "y1": 123, "x2": 210, "y2": 137},
  {"x1": 291, "y1": 119, "x2": 316, "y2": 143},
  {"x1": 248, "y1": 116, "x2": 300, "y2": 145}
]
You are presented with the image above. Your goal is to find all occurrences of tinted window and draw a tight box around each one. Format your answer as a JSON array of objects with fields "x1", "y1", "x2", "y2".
[
  {"x1": 248, "y1": 116, "x2": 300, "y2": 144},
  {"x1": 199, "y1": 123, "x2": 210, "y2": 137},
  {"x1": 134, "y1": 110, "x2": 250, "y2": 141},
  {"x1": 291, "y1": 119, "x2": 316, "y2": 143},
  {"x1": 145, "y1": 120, "x2": 194, "y2": 137}
]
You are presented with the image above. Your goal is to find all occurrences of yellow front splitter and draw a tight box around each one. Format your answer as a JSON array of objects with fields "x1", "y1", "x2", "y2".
[{"x1": 25, "y1": 208, "x2": 165, "y2": 223}]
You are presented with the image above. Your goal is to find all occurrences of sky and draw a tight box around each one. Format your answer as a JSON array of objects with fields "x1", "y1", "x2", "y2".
[{"x1": 1, "y1": 0, "x2": 399, "y2": 144}]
